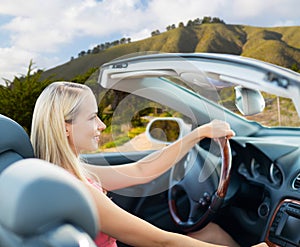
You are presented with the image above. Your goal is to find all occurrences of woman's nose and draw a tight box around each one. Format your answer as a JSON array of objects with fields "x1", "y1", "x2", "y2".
[{"x1": 97, "y1": 117, "x2": 106, "y2": 131}]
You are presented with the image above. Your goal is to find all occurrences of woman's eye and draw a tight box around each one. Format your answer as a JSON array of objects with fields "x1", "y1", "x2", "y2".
[{"x1": 91, "y1": 115, "x2": 98, "y2": 120}]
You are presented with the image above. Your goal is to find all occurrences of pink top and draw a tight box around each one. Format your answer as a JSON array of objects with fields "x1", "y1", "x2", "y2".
[
  {"x1": 94, "y1": 232, "x2": 117, "y2": 247},
  {"x1": 87, "y1": 178, "x2": 118, "y2": 247}
]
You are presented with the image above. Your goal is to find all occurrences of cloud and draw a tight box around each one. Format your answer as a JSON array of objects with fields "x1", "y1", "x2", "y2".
[
  {"x1": 220, "y1": 0, "x2": 300, "y2": 26},
  {"x1": 0, "y1": 0, "x2": 299, "y2": 84},
  {"x1": 0, "y1": 46, "x2": 61, "y2": 82},
  {"x1": 0, "y1": 46, "x2": 34, "y2": 81}
]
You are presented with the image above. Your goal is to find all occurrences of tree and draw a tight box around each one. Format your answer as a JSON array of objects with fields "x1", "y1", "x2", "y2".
[
  {"x1": 78, "y1": 50, "x2": 86, "y2": 57},
  {"x1": 92, "y1": 46, "x2": 100, "y2": 54},
  {"x1": 186, "y1": 20, "x2": 193, "y2": 27},
  {"x1": 202, "y1": 16, "x2": 212, "y2": 24},
  {"x1": 0, "y1": 61, "x2": 52, "y2": 133},
  {"x1": 212, "y1": 17, "x2": 225, "y2": 24},
  {"x1": 120, "y1": 37, "x2": 126, "y2": 44},
  {"x1": 291, "y1": 63, "x2": 300, "y2": 72},
  {"x1": 193, "y1": 18, "x2": 202, "y2": 25},
  {"x1": 71, "y1": 67, "x2": 99, "y2": 84},
  {"x1": 178, "y1": 22, "x2": 185, "y2": 28},
  {"x1": 151, "y1": 30, "x2": 160, "y2": 36},
  {"x1": 104, "y1": 42, "x2": 111, "y2": 49}
]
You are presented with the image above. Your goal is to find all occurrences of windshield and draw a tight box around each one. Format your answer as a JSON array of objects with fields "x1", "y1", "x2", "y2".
[
  {"x1": 87, "y1": 59, "x2": 300, "y2": 153},
  {"x1": 161, "y1": 72, "x2": 300, "y2": 128},
  {"x1": 94, "y1": 78, "x2": 299, "y2": 154},
  {"x1": 96, "y1": 53, "x2": 300, "y2": 129},
  {"x1": 198, "y1": 85, "x2": 300, "y2": 128}
]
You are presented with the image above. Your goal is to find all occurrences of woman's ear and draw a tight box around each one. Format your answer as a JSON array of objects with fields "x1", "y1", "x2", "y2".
[{"x1": 65, "y1": 123, "x2": 71, "y2": 137}]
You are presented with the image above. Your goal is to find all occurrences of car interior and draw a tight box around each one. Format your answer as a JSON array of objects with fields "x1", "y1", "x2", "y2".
[
  {"x1": 1, "y1": 53, "x2": 300, "y2": 247},
  {"x1": 92, "y1": 53, "x2": 300, "y2": 247}
]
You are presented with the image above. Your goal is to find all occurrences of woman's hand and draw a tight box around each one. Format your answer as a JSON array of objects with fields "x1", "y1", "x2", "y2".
[
  {"x1": 199, "y1": 119, "x2": 235, "y2": 139},
  {"x1": 252, "y1": 243, "x2": 269, "y2": 247}
]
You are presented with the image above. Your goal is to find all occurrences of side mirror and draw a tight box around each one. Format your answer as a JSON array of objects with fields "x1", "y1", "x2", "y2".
[
  {"x1": 146, "y1": 117, "x2": 191, "y2": 144},
  {"x1": 235, "y1": 86, "x2": 265, "y2": 116}
]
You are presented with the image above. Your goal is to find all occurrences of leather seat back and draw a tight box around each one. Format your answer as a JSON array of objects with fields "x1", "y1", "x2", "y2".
[
  {"x1": 0, "y1": 158, "x2": 99, "y2": 247},
  {"x1": 0, "y1": 115, "x2": 34, "y2": 173}
]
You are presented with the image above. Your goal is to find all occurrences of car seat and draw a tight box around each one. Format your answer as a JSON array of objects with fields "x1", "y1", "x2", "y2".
[
  {"x1": 0, "y1": 158, "x2": 99, "y2": 247},
  {"x1": 0, "y1": 115, "x2": 99, "y2": 246},
  {"x1": 0, "y1": 114, "x2": 34, "y2": 173}
]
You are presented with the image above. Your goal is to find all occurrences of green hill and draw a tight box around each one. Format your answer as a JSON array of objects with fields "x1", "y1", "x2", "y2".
[{"x1": 42, "y1": 23, "x2": 300, "y2": 80}]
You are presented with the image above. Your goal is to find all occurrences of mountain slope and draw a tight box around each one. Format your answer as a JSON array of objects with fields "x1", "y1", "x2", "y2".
[{"x1": 42, "y1": 24, "x2": 300, "y2": 81}]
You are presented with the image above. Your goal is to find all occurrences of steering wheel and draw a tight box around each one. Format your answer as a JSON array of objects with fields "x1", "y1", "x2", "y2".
[{"x1": 168, "y1": 137, "x2": 232, "y2": 232}]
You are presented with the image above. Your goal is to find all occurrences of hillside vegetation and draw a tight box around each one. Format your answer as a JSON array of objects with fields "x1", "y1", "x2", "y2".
[
  {"x1": 1, "y1": 23, "x2": 300, "y2": 134},
  {"x1": 42, "y1": 23, "x2": 300, "y2": 80}
]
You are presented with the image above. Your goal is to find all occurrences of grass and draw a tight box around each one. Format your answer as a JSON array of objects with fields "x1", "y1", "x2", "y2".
[
  {"x1": 245, "y1": 95, "x2": 300, "y2": 127},
  {"x1": 100, "y1": 126, "x2": 146, "y2": 150},
  {"x1": 42, "y1": 24, "x2": 300, "y2": 82}
]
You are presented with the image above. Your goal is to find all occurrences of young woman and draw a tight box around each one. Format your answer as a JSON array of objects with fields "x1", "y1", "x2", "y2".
[{"x1": 31, "y1": 81, "x2": 267, "y2": 247}]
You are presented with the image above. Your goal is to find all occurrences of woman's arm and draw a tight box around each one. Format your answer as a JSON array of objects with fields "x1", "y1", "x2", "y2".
[
  {"x1": 85, "y1": 120, "x2": 235, "y2": 191},
  {"x1": 86, "y1": 184, "x2": 268, "y2": 247},
  {"x1": 85, "y1": 183, "x2": 225, "y2": 247}
]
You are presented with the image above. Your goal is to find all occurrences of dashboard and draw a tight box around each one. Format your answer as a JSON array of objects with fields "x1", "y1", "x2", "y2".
[{"x1": 229, "y1": 137, "x2": 300, "y2": 247}]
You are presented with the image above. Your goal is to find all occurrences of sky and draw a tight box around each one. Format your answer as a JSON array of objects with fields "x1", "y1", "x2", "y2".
[{"x1": 0, "y1": 0, "x2": 299, "y2": 85}]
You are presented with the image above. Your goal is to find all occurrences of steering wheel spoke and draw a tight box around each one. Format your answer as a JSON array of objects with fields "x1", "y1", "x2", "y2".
[
  {"x1": 188, "y1": 199, "x2": 205, "y2": 220},
  {"x1": 168, "y1": 137, "x2": 232, "y2": 232}
]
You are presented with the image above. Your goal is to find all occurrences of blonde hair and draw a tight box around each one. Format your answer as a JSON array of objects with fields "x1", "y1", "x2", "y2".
[{"x1": 31, "y1": 81, "x2": 92, "y2": 181}]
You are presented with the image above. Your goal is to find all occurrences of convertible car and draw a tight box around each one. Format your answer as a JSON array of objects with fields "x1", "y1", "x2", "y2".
[{"x1": 1, "y1": 53, "x2": 300, "y2": 247}]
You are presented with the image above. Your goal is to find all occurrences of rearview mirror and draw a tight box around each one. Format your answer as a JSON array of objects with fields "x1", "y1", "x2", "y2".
[
  {"x1": 146, "y1": 117, "x2": 191, "y2": 144},
  {"x1": 235, "y1": 86, "x2": 265, "y2": 116}
]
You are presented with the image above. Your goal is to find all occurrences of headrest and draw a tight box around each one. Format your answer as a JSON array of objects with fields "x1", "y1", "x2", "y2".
[
  {"x1": 0, "y1": 158, "x2": 99, "y2": 238},
  {"x1": 0, "y1": 115, "x2": 34, "y2": 173}
]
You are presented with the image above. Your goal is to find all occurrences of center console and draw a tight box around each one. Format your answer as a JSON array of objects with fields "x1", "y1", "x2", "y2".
[{"x1": 266, "y1": 199, "x2": 300, "y2": 247}]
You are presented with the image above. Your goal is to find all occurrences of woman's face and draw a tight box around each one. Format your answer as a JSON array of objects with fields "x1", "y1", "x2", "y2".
[{"x1": 66, "y1": 90, "x2": 106, "y2": 155}]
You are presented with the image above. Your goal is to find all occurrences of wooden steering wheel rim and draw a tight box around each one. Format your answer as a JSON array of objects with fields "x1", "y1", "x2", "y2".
[{"x1": 168, "y1": 137, "x2": 232, "y2": 232}]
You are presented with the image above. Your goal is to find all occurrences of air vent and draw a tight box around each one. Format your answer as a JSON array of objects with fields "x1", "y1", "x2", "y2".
[{"x1": 292, "y1": 173, "x2": 300, "y2": 190}]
